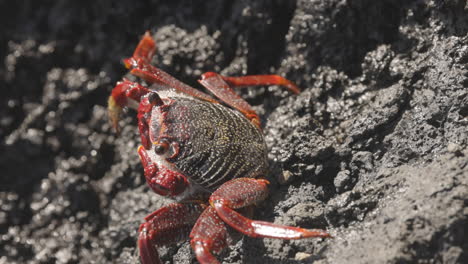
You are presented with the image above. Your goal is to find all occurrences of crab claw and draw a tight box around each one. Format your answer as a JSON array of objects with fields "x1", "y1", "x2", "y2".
[
  {"x1": 108, "y1": 95, "x2": 123, "y2": 134},
  {"x1": 108, "y1": 79, "x2": 153, "y2": 135}
]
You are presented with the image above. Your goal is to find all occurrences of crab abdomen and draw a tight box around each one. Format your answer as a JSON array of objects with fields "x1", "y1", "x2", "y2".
[{"x1": 153, "y1": 97, "x2": 268, "y2": 191}]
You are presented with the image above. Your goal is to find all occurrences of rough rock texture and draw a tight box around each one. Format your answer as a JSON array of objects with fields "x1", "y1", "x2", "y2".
[{"x1": 1, "y1": 0, "x2": 467, "y2": 263}]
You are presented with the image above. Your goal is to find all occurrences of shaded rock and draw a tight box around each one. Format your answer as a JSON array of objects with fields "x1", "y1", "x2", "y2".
[{"x1": 1, "y1": 0, "x2": 467, "y2": 264}]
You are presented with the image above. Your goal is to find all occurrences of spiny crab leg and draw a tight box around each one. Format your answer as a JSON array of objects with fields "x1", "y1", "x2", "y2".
[
  {"x1": 198, "y1": 72, "x2": 300, "y2": 129},
  {"x1": 112, "y1": 32, "x2": 301, "y2": 131},
  {"x1": 209, "y1": 178, "x2": 331, "y2": 239},
  {"x1": 123, "y1": 32, "x2": 218, "y2": 104},
  {"x1": 198, "y1": 72, "x2": 261, "y2": 128},
  {"x1": 129, "y1": 30, "x2": 156, "y2": 64},
  {"x1": 220, "y1": 74, "x2": 300, "y2": 94},
  {"x1": 190, "y1": 207, "x2": 231, "y2": 264},
  {"x1": 139, "y1": 202, "x2": 206, "y2": 264},
  {"x1": 189, "y1": 178, "x2": 330, "y2": 263}
]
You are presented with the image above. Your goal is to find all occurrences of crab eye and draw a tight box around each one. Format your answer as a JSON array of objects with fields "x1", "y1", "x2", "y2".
[{"x1": 154, "y1": 140, "x2": 169, "y2": 155}]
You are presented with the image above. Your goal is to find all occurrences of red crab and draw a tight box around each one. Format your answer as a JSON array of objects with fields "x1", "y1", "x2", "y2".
[{"x1": 108, "y1": 32, "x2": 330, "y2": 264}]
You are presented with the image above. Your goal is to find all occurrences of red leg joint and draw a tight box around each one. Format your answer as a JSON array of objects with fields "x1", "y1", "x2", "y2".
[
  {"x1": 139, "y1": 202, "x2": 205, "y2": 264},
  {"x1": 210, "y1": 178, "x2": 331, "y2": 240}
]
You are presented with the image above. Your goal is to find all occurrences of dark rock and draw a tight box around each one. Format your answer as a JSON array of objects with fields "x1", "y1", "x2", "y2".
[{"x1": 1, "y1": 0, "x2": 467, "y2": 264}]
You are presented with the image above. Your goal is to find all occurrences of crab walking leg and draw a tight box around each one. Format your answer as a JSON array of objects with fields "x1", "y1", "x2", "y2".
[
  {"x1": 122, "y1": 32, "x2": 218, "y2": 104},
  {"x1": 139, "y1": 202, "x2": 206, "y2": 264},
  {"x1": 198, "y1": 72, "x2": 300, "y2": 128},
  {"x1": 209, "y1": 178, "x2": 331, "y2": 239},
  {"x1": 198, "y1": 72, "x2": 261, "y2": 128},
  {"x1": 190, "y1": 206, "x2": 232, "y2": 264},
  {"x1": 219, "y1": 74, "x2": 300, "y2": 94},
  {"x1": 130, "y1": 31, "x2": 156, "y2": 64}
]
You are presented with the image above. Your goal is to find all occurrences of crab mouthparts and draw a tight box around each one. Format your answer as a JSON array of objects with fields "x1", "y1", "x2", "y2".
[{"x1": 152, "y1": 184, "x2": 170, "y2": 196}]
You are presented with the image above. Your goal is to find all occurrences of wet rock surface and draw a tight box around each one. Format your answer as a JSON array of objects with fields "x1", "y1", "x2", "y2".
[{"x1": 1, "y1": 1, "x2": 467, "y2": 263}]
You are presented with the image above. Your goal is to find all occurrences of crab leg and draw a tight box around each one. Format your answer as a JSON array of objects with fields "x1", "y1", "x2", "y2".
[
  {"x1": 190, "y1": 206, "x2": 232, "y2": 264},
  {"x1": 129, "y1": 31, "x2": 156, "y2": 64},
  {"x1": 198, "y1": 72, "x2": 261, "y2": 128},
  {"x1": 139, "y1": 202, "x2": 206, "y2": 264},
  {"x1": 218, "y1": 74, "x2": 300, "y2": 94},
  {"x1": 198, "y1": 72, "x2": 300, "y2": 129},
  {"x1": 123, "y1": 32, "x2": 218, "y2": 104},
  {"x1": 209, "y1": 178, "x2": 331, "y2": 239}
]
